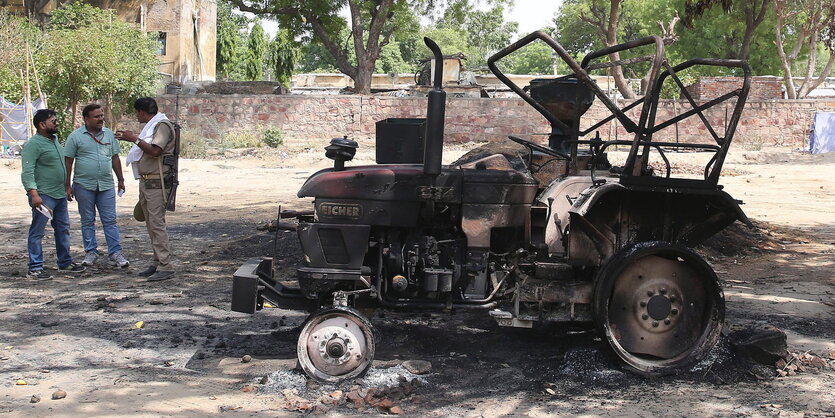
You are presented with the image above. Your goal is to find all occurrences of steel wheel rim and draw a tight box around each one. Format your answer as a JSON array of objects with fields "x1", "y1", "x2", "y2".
[
  {"x1": 596, "y1": 244, "x2": 724, "y2": 375},
  {"x1": 297, "y1": 308, "x2": 375, "y2": 383}
]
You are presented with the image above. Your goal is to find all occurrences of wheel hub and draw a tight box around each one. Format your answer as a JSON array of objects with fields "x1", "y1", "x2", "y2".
[
  {"x1": 632, "y1": 279, "x2": 683, "y2": 332},
  {"x1": 298, "y1": 312, "x2": 374, "y2": 382},
  {"x1": 311, "y1": 326, "x2": 360, "y2": 365}
]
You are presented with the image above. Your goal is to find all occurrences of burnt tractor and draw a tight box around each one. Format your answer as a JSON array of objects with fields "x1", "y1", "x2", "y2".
[{"x1": 232, "y1": 32, "x2": 751, "y2": 383}]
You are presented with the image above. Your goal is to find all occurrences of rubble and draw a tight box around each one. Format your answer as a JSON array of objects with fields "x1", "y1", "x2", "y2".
[
  {"x1": 253, "y1": 365, "x2": 424, "y2": 414},
  {"x1": 401, "y1": 360, "x2": 431, "y2": 375},
  {"x1": 776, "y1": 351, "x2": 832, "y2": 377},
  {"x1": 728, "y1": 324, "x2": 788, "y2": 365}
]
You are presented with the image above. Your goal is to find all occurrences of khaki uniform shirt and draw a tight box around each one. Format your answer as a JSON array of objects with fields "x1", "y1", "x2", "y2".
[{"x1": 138, "y1": 120, "x2": 175, "y2": 176}]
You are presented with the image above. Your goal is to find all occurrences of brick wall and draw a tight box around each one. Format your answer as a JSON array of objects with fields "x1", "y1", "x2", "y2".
[
  {"x1": 685, "y1": 76, "x2": 783, "y2": 100},
  {"x1": 119, "y1": 94, "x2": 835, "y2": 149}
]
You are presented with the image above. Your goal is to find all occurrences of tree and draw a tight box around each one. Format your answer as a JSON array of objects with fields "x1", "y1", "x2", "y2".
[
  {"x1": 296, "y1": 39, "x2": 340, "y2": 73},
  {"x1": 575, "y1": 0, "x2": 637, "y2": 99},
  {"x1": 437, "y1": 3, "x2": 518, "y2": 68},
  {"x1": 501, "y1": 41, "x2": 555, "y2": 75},
  {"x1": 774, "y1": 0, "x2": 835, "y2": 98},
  {"x1": 217, "y1": 0, "x2": 250, "y2": 79},
  {"x1": 552, "y1": 0, "x2": 780, "y2": 90},
  {"x1": 266, "y1": 29, "x2": 298, "y2": 85},
  {"x1": 414, "y1": 26, "x2": 476, "y2": 63},
  {"x1": 245, "y1": 20, "x2": 268, "y2": 80},
  {"x1": 228, "y1": 0, "x2": 429, "y2": 94},
  {"x1": 0, "y1": 10, "x2": 43, "y2": 103},
  {"x1": 377, "y1": 41, "x2": 411, "y2": 73},
  {"x1": 682, "y1": 0, "x2": 771, "y2": 61},
  {"x1": 39, "y1": 3, "x2": 158, "y2": 131}
]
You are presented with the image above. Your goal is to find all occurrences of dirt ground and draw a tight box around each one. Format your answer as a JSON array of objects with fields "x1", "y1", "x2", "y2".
[{"x1": 0, "y1": 144, "x2": 833, "y2": 417}]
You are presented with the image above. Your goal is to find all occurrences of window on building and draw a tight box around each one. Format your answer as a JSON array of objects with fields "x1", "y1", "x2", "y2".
[{"x1": 157, "y1": 32, "x2": 167, "y2": 56}]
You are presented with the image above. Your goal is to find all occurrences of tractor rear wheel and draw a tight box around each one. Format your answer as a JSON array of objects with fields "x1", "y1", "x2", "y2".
[{"x1": 594, "y1": 242, "x2": 725, "y2": 376}]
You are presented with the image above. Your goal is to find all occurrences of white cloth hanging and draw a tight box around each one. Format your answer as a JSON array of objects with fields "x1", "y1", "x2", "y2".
[{"x1": 126, "y1": 112, "x2": 168, "y2": 179}]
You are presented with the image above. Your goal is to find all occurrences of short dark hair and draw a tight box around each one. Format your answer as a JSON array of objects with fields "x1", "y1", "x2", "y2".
[
  {"x1": 133, "y1": 97, "x2": 158, "y2": 114},
  {"x1": 33, "y1": 109, "x2": 57, "y2": 130},
  {"x1": 82, "y1": 103, "x2": 102, "y2": 118}
]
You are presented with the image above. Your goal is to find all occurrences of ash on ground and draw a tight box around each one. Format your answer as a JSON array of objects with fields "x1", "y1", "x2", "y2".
[{"x1": 256, "y1": 364, "x2": 427, "y2": 396}]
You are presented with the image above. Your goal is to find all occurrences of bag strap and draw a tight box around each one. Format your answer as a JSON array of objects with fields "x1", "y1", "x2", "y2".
[{"x1": 153, "y1": 120, "x2": 174, "y2": 206}]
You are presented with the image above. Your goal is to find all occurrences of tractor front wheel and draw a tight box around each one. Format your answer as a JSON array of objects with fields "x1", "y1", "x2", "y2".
[{"x1": 297, "y1": 307, "x2": 376, "y2": 383}]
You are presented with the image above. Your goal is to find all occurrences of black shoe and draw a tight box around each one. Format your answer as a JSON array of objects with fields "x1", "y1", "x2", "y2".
[
  {"x1": 59, "y1": 263, "x2": 85, "y2": 273},
  {"x1": 137, "y1": 265, "x2": 157, "y2": 277},
  {"x1": 27, "y1": 270, "x2": 53, "y2": 281},
  {"x1": 147, "y1": 270, "x2": 175, "y2": 282}
]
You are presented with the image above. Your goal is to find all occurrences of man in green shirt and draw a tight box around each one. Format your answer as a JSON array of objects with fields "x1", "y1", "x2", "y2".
[
  {"x1": 21, "y1": 109, "x2": 85, "y2": 280},
  {"x1": 64, "y1": 104, "x2": 129, "y2": 268}
]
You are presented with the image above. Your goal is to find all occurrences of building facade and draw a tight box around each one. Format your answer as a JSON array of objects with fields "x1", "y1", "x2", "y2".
[{"x1": 2, "y1": 0, "x2": 216, "y2": 82}]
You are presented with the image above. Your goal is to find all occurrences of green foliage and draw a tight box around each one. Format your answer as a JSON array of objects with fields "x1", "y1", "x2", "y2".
[
  {"x1": 296, "y1": 39, "x2": 340, "y2": 73},
  {"x1": 263, "y1": 127, "x2": 284, "y2": 147},
  {"x1": 229, "y1": 0, "x2": 442, "y2": 92},
  {"x1": 38, "y1": 3, "x2": 158, "y2": 134},
  {"x1": 658, "y1": 69, "x2": 698, "y2": 98},
  {"x1": 50, "y1": 3, "x2": 111, "y2": 29},
  {"x1": 501, "y1": 42, "x2": 555, "y2": 75},
  {"x1": 669, "y1": 0, "x2": 779, "y2": 75},
  {"x1": 551, "y1": 0, "x2": 781, "y2": 78},
  {"x1": 437, "y1": 4, "x2": 518, "y2": 68},
  {"x1": 417, "y1": 27, "x2": 477, "y2": 63},
  {"x1": 266, "y1": 29, "x2": 298, "y2": 85},
  {"x1": 0, "y1": 11, "x2": 44, "y2": 103},
  {"x1": 377, "y1": 41, "x2": 411, "y2": 73},
  {"x1": 217, "y1": 0, "x2": 250, "y2": 79},
  {"x1": 222, "y1": 127, "x2": 264, "y2": 148},
  {"x1": 218, "y1": 18, "x2": 241, "y2": 78},
  {"x1": 245, "y1": 21, "x2": 268, "y2": 80}
]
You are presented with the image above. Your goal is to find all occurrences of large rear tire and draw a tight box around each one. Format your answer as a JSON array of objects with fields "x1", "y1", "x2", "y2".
[{"x1": 593, "y1": 242, "x2": 725, "y2": 376}]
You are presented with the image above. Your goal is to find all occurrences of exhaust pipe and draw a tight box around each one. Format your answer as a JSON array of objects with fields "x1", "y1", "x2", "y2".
[{"x1": 423, "y1": 37, "x2": 446, "y2": 176}]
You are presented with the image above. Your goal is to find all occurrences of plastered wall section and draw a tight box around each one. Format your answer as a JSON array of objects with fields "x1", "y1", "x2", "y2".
[
  {"x1": 137, "y1": 95, "x2": 835, "y2": 148},
  {"x1": 145, "y1": 0, "x2": 216, "y2": 81}
]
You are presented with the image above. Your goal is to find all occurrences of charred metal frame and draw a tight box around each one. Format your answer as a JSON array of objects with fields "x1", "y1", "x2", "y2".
[{"x1": 487, "y1": 31, "x2": 751, "y2": 189}]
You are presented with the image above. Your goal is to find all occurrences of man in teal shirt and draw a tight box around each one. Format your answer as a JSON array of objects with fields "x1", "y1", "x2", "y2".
[
  {"x1": 64, "y1": 104, "x2": 129, "y2": 268},
  {"x1": 21, "y1": 109, "x2": 85, "y2": 280}
]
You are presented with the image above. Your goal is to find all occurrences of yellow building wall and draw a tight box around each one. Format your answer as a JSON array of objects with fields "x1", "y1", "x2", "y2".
[{"x1": 2, "y1": 0, "x2": 216, "y2": 82}]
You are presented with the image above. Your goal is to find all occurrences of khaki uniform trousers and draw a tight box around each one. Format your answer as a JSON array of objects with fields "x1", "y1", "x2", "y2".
[{"x1": 139, "y1": 179, "x2": 171, "y2": 268}]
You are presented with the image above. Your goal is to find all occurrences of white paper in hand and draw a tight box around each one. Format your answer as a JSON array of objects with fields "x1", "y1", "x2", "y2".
[{"x1": 35, "y1": 205, "x2": 53, "y2": 221}]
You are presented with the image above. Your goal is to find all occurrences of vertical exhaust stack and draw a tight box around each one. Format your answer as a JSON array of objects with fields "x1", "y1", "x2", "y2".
[{"x1": 423, "y1": 37, "x2": 446, "y2": 176}]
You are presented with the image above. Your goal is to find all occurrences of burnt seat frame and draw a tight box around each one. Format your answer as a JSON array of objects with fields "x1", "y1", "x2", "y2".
[{"x1": 487, "y1": 31, "x2": 752, "y2": 190}]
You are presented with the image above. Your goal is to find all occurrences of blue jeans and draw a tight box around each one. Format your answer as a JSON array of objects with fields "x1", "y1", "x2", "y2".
[
  {"x1": 72, "y1": 184, "x2": 122, "y2": 256},
  {"x1": 27, "y1": 193, "x2": 74, "y2": 271}
]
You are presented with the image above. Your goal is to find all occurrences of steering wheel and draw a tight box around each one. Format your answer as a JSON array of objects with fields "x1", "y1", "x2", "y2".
[{"x1": 508, "y1": 135, "x2": 570, "y2": 160}]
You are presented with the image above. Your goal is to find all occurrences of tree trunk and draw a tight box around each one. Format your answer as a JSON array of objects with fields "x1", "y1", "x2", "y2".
[
  {"x1": 801, "y1": 53, "x2": 835, "y2": 97},
  {"x1": 739, "y1": 0, "x2": 770, "y2": 60},
  {"x1": 103, "y1": 95, "x2": 117, "y2": 131},
  {"x1": 353, "y1": 59, "x2": 373, "y2": 95},
  {"x1": 797, "y1": 29, "x2": 820, "y2": 98},
  {"x1": 68, "y1": 98, "x2": 78, "y2": 131},
  {"x1": 774, "y1": 0, "x2": 796, "y2": 99},
  {"x1": 606, "y1": 0, "x2": 636, "y2": 99}
]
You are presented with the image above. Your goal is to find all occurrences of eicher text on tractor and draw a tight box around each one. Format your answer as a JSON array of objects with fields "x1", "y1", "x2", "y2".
[{"x1": 232, "y1": 31, "x2": 752, "y2": 384}]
